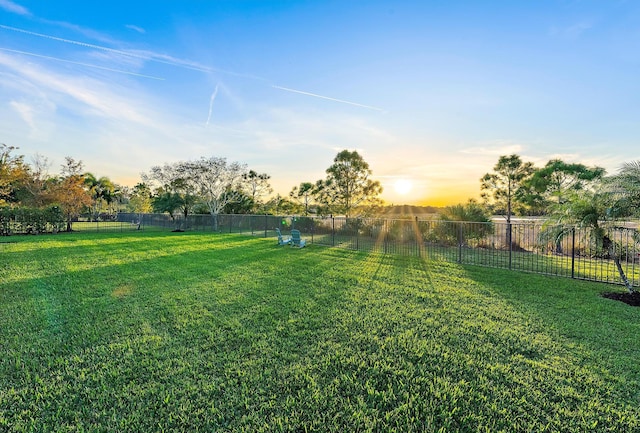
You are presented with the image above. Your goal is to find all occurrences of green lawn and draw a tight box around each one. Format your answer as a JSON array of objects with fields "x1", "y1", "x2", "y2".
[{"x1": 1, "y1": 232, "x2": 639, "y2": 432}]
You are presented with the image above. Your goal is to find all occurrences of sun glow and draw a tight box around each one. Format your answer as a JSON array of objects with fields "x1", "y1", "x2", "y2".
[{"x1": 393, "y1": 178, "x2": 413, "y2": 195}]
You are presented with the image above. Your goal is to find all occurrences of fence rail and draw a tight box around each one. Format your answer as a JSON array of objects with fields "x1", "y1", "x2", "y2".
[{"x1": 5, "y1": 212, "x2": 639, "y2": 288}]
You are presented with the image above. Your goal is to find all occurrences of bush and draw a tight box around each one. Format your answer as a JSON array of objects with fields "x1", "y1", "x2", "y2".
[{"x1": 0, "y1": 205, "x2": 65, "y2": 235}]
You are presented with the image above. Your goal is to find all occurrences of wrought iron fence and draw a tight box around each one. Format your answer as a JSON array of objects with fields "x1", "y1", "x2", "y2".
[
  {"x1": 5, "y1": 211, "x2": 638, "y2": 288},
  {"x1": 112, "y1": 213, "x2": 640, "y2": 288}
]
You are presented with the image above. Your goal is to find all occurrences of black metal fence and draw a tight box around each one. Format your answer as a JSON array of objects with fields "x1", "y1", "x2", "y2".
[
  {"x1": 110, "y1": 213, "x2": 640, "y2": 288},
  {"x1": 4, "y1": 211, "x2": 637, "y2": 287}
]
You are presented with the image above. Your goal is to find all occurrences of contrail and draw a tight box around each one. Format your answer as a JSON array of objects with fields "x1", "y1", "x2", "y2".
[
  {"x1": 272, "y1": 85, "x2": 383, "y2": 112},
  {"x1": 2, "y1": 25, "x2": 385, "y2": 111},
  {"x1": 0, "y1": 25, "x2": 262, "y2": 78},
  {"x1": 0, "y1": 47, "x2": 165, "y2": 80},
  {"x1": 0, "y1": 24, "x2": 212, "y2": 72},
  {"x1": 206, "y1": 84, "x2": 219, "y2": 125}
]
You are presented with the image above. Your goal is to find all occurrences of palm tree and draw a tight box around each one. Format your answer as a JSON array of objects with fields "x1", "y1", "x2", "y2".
[
  {"x1": 545, "y1": 190, "x2": 636, "y2": 293},
  {"x1": 606, "y1": 160, "x2": 640, "y2": 211},
  {"x1": 437, "y1": 199, "x2": 494, "y2": 246}
]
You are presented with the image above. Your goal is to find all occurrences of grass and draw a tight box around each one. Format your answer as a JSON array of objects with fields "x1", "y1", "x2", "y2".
[{"x1": 1, "y1": 232, "x2": 639, "y2": 432}]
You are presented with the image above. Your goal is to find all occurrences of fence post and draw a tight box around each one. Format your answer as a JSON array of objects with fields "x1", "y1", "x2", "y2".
[
  {"x1": 356, "y1": 218, "x2": 359, "y2": 251},
  {"x1": 416, "y1": 216, "x2": 420, "y2": 258},
  {"x1": 571, "y1": 228, "x2": 576, "y2": 279},
  {"x1": 332, "y1": 216, "x2": 335, "y2": 246},
  {"x1": 384, "y1": 220, "x2": 388, "y2": 254},
  {"x1": 264, "y1": 215, "x2": 268, "y2": 238},
  {"x1": 458, "y1": 222, "x2": 463, "y2": 263},
  {"x1": 311, "y1": 217, "x2": 314, "y2": 244},
  {"x1": 508, "y1": 222, "x2": 512, "y2": 270}
]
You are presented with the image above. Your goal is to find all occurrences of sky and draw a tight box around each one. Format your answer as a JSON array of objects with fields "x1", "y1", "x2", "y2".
[{"x1": 1, "y1": 0, "x2": 639, "y2": 206}]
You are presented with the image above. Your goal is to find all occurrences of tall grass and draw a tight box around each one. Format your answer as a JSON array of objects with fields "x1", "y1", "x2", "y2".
[{"x1": 1, "y1": 232, "x2": 639, "y2": 432}]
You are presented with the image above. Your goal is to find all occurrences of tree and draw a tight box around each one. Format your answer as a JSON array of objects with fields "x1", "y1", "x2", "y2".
[
  {"x1": 264, "y1": 194, "x2": 299, "y2": 215},
  {"x1": 143, "y1": 161, "x2": 199, "y2": 223},
  {"x1": 222, "y1": 190, "x2": 254, "y2": 214},
  {"x1": 0, "y1": 143, "x2": 30, "y2": 205},
  {"x1": 152, "y1": 189, "x2": 186, "y2": 222},
  {"x1": 187, "y1": 157, "x2": 247, "y2": 229},
  {"x1": 606, "y1": 160, "x2": 640, "y2": 213},
  {"x1": 289, "y1": 182, "x2": 315, "y2": 215},
  {"x1": 84, "y1": 174, "x2": 116, "y2": 220},
  {"x1": 128, "y1": 182, "x2": 153, "y2": 214},
  {"x1": 437, "y1": 199, "x2": 494, "y2": 245},
  {"x1": 315, "y1": 150, "x2": 383, "y2": 217},
  {"x1": 243, "y1": 170, "x2": 272, "y2": 212},
  {"x1": 19, "y1": 153, "x2": 51, "y2": 207},
  {"x1": 439, "y1": 199, "x2": 493, "y2": 223},
  {"x1": 47, "y1": 157, "x2": 93, "y2": 231},
  {"x1": 519, "y1": 159, "x2": 605, "y2": 214},
  {"x1": 481, "y1": 154, "x2": 535, "y2": 222}
]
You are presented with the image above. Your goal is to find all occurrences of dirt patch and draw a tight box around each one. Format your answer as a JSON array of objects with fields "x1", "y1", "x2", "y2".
[{"x1": 602, "y1": 291, "x2": 640, "y2": 307}]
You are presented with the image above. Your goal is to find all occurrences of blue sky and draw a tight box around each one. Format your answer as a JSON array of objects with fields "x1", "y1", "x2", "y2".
[{"x1": 1, "y1": 0, "x2": 639, "y2": 205}]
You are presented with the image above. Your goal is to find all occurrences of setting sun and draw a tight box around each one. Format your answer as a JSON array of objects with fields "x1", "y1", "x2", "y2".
[{"x1": 394, "y1": 178, "x2": 413, "y2": 195}]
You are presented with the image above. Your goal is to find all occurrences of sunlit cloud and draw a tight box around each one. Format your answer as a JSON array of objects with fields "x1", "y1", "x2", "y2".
[
  {"x1": 0, "y1": 0, "x2": 30, "y2": 16},
  {"x1": 460, "y1": 140, "x2": 525, "y2": 156}
]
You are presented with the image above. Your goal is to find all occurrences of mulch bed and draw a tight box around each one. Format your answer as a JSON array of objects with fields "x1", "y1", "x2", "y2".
[{"x1": 602, "y1": 291, "x2": 640, "y2": 307}]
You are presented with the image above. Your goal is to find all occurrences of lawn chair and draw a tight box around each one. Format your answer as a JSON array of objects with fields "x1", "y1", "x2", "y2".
[
  {"x1": 290, "y1": 229, "x2": 306, "y2": 248},
  {"x1": 276, "y1": 228, "x2": 291, "y2": 246}
]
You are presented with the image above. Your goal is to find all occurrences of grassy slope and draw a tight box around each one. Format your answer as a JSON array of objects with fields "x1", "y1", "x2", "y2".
[{"x1": 1, "y1": 232, "x2": 639, "y2": 432}]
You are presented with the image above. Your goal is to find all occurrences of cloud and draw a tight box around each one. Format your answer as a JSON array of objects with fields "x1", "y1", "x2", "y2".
[
  {"x1": 549, "y1": 21, "x2": 593, "y2": 40},
  {"x1": 0, "y1": 0, "x2": 30, "y2": 15},
  {"x1": 0, "y1": 25, "x2": 259, "y2": 78},
  {"x1": 0, "y1": 51, "x2": 152, "y2": 125},
  {"x1": 10, "y1": 100, "x2": 35, "y2": 129},
  {"x1": 459, "y1": 140, "x2": 525, "y2": 156},
  {"x1": 126, "y1": 24, "x2": 146, "y2": 34}
]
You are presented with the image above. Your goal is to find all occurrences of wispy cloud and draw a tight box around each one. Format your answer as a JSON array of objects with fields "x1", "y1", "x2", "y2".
[
  {"x1": 0, "y1": 47, "x2": 165, "y2": 80},
  {"x1": 3, "y1": 25, "x2": 383, "y2": 114},
  {"x1": 549, "y1": 21, "x2": 593, "y2": 40},
  {"x1": 10, "y1": 100, "x2": 35, "y2": 129},
  {"x1": 126, "y1": 24, "x2": 146, "y2": 34},
  {"x1": 460, "y1": 140, "x2": 525, "y2": 156},
  {"x1": 0, "y1": 25, "x2": 256, "y2": 77},
  {"x1": 0, "y1": 51, "x2": 152, "y2": 124},
  {"x1": 0, "y1": 0, "x2": 30, "y2": 16}
]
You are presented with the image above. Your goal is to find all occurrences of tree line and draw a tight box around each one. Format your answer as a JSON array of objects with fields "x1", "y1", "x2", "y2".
[
  {"x1": 3, "y1": 143, "x2": 640, "y2": 227},
  {"x1": 1, "y1": 145, "x2": 383, "y2": 230},
  {"x1": 3, "y1": 143, "x2": 640, "y2": 224}
]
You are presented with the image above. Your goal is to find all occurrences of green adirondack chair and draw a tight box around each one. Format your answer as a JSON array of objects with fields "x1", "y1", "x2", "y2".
[
  {"x1": 275, "y1": 228, "x2": 291, "y2": 246},
  {"x1": 290, "y1": 229, "x2": 306, "y2": 248}
]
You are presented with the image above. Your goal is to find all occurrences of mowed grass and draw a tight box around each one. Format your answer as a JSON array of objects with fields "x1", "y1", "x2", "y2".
[{"x1": 1, "y1": 232, "x2": 639, "y2": 432}]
